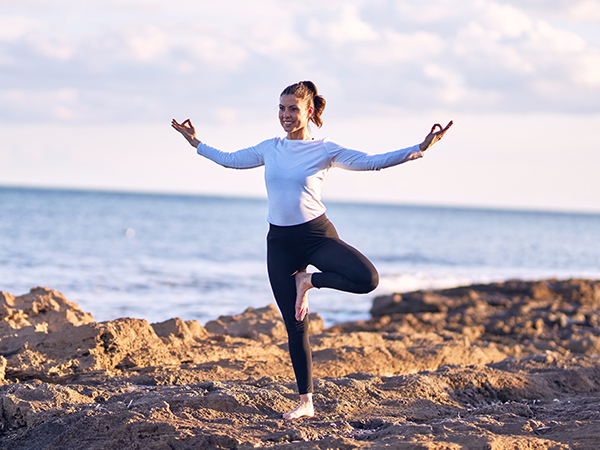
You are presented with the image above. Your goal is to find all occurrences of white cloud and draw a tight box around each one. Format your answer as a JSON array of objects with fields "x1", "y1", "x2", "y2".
[
  {"x1": 29, "y1": 35, "x2": 76, "y2": 61},
  {"x1": 505, "y1": 0, "x2": 600, "y2": 24},
  {"x1": 528, "y1": 20, "x2": 586, "y2": 53},
  {"x1": 572, "y1": 51, "x2": 600, "y2": 87},
  {"x1": 0, "y1": 87, "x2": 165, "y2": 123},
  {"x1": 569, "y1": 0, "x2": 600, "y2": 22},
  {"x1": 187, "y1": 37, "x2": 249, "y2": 71},
  {"x1": 0, "y1": 0, "x2": 599, "y2": 123},
  {"x1": 454, "y1": 21, "x2": 536, "y2": 75},
  {"x1": 355, "y1": 31, "x2": 446, "y2": 66},
  {"x1": 393, "y1": 1, "x2": 465, "y2": 24},
  {"x1": 0, "y1": 89, "x2": 81, "y2": 121},
  {"x1": 126, "y1": 26, "x2": 168, "y2": 62},
  {"x1": 245, "y1": 22, "x2": 308, "y2": 59},
  {"x1": 307, "y1": 4, "x2": 379, "y2": 45},
  {"x1": 0, "y1": 15, "x2": 38, "y2": 41},
  {"x1": 487, "y1": 2, "x2": 534, "y2": 39},
  {"x1": 423, "y1": 64, "x2": 468, "y2": 104}
]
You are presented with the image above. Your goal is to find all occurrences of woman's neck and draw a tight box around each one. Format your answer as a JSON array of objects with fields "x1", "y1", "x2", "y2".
[{"x1": 286, "y1": 129, "x2": 312, "y2": 140}]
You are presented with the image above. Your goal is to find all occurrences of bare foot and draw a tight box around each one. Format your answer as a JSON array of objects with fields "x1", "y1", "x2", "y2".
[
  {"x1": 283, "y1": 394, "x2": 314, "y2": 420},
  {"x1": 294, "y1": 272, "x2": 313, "y2": 321}
]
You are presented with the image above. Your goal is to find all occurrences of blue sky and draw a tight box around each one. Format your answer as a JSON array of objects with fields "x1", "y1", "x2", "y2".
[{"x1": 1, "y1": 0, "x2": 599, "y2": 212}]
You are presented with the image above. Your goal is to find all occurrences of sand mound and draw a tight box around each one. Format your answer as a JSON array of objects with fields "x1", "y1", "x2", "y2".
[
  {"x1": 0, "y1": 287, "x2": 94, "y2": 332},
  {"x1": 0, "y1": 287, "x2": 94, "y2": 356},
  {"x1": 205, "y1": 304, "x2": 324, "y2": 343},
  {"x1": 2, "y1": 280, "x2": 600, "y2": 449}
]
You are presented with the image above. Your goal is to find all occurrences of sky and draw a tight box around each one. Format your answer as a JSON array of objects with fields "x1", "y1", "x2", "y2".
[{"x1": 1, "y1": 0, "x2": 599, "y2": 213}]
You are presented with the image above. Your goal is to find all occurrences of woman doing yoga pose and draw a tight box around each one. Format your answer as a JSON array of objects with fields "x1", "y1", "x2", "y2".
[{"x1": 172, "y1": 80, "x2": 452, "y2": 420}]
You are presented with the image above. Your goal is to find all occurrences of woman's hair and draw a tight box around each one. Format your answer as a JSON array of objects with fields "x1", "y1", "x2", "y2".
[{"x1": 280, "y1": 81, "x2": 326, "y2": 128}]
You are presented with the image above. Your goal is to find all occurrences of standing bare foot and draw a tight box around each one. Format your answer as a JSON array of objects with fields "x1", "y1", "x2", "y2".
[
  {"x1": 283, "y1": 393, "x2": 314, "y2": 419},
  {"x1": 294, "y1": 272, "x2": 313, "y2": 321}
]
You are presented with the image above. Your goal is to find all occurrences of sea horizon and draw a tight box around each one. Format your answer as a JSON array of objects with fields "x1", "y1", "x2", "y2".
[{"x1": 3, "y1": 183, "x2": 600, "y2": 217}]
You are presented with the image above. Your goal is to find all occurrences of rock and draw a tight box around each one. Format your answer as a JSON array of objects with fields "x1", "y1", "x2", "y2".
[
  {"x1": 370, "y1": 292, "x2": 443, "y2": 318},
  {"x1": 363, "y1": 279, "x2": 600, "y2": 357},
  {"x1": 205, "y1": 304, "x2": 324, "y2": 343},
  {"x1": 0, "y1": 287, "x2": 94, "y2": 332},
  {"x1": 1, "y1": 382, "x2": 94, "y2": 431},
  {"x1": 186, "y1": 319, "x2": 209, "y2": 339},
  {"x1": 151, "y1": 317, "x2": 208, "y2": 343},
  {"x1": 566, "y1": 335, "x2": 600, "y2": 354},
  {"x1": 205, "y1": 304, "x2": 283, "y2": 342},
  {"x1": 5, "y1": 318, "x2": 179, "y2": 379},
  {"x1": 0, "y1": 288, "x2": 96, "y2": 357},
  {"x1": 307, "y1": 311, "x2": 324, "y2": 335}
]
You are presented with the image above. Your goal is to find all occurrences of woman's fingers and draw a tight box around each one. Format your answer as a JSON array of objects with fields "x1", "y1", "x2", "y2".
[
  {"x1": 171, "y1": 119, "x2": 186, "y2": 129},
  {"x1": 430, "y1": 123, "x2": 442, "y2": 134},
  {"x1": 430, "y1": 121, "x2": 453, "y2": 135},
  {"x1": 421, "y1": 120, "x2": 453, "y2": 151},
  {"x1": 436, "y1": 120, "x2": 453, "y2": 139},
  {"x1": 432, "y1": 120, "x2": 453, "y2": 139},
  {"x1": 182, "y1": 119, "x2": 195, "y2": 131},
  {"x1": 172, "y1": 119, "x2": 196, "y2": 138},
  {"x1": 171, "y1": 119, "x2": 192, "y2": 128}
]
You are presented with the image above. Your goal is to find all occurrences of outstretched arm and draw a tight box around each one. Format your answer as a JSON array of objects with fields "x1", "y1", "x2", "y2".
[
  {"x1": 419, "y1": 121, "x2": 453, "y2": 152},
  {"x1": 330, "y1": 120, "x2": 454, "y2": 171},
  {"x1": 172, "y1": 118, "x2": 201, "y2": 148},
  {"x1": 172, "y1": 118, "x2": 266, "y2": 169}
]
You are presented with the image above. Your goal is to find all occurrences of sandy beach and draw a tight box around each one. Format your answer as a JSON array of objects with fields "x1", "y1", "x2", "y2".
[{"x1": 2, "y1": 279, "x2": 600, "y2": 449}]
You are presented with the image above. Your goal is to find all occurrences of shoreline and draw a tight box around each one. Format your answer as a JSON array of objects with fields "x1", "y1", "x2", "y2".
[{"x1": 2, "y1": 279, "x2": 600, "y2": 449}]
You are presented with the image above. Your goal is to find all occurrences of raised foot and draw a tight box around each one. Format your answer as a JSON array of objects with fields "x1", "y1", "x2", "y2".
[{"x1": 294, "y1": 272, "x2": 313, "y2": 322}]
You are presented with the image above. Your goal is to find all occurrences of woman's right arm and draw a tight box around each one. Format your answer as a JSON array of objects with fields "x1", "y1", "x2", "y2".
[{"x1": 172, "y1": 118, "x2": 265, "y2": 169}]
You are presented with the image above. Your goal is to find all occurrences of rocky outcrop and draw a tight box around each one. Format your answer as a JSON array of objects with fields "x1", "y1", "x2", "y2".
[
  {"x1": 0, "y1": 287, "x2": 94, "y2": 333},
  {"x1": 0, "y1": 287, "x2": 95, "y2": 357},
  {"x1": 356, "y1": 279, "x2": 600, "y2": 357},
  {"x1": 2, "y1": 280, "x2": 600, "y2": 449},
  {"x1": 205, "y1": 303, "x2": 324, "y2": 342}
]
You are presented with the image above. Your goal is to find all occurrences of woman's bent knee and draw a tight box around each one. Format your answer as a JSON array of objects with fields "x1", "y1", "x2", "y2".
[{"x1": 357, "y1": 269, "x2": 379, "y2": 293}]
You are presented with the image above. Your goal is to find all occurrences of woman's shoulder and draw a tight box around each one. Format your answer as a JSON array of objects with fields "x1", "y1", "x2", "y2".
[
  {"x1": 257, "y1": 137, "x2": 280, "y2": 145},
  {"x1": 320, "y1": 137, "x2": 350, "y2": 154},
  {"x1": 252, "y1": 137, "x2": 281, "y2": 151}
]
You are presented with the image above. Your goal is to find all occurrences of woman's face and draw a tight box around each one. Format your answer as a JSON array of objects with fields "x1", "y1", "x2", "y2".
[{"x1": 279, "y1": 94, "x2": 313, "y2": 138}]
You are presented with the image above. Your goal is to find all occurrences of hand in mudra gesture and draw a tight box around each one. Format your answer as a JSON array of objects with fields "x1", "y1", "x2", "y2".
[
  {"x1": 419, "y1": 120, "x2": 453, "y2": 152},
  {"x1": 172, "y1": 118, "x2": 201, "y2": 147}
]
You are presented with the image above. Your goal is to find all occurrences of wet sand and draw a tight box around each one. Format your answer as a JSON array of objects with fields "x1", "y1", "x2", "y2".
[{"x1": 1, "y1": 279, "x2": 600, "y2": 449}]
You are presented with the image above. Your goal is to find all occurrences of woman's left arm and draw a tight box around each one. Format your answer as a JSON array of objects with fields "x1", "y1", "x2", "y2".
[{"x1": 330, "y1": 120, "x2": 453, "y2": 171}]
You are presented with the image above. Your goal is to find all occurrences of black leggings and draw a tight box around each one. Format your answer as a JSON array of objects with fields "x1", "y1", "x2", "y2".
[{"x1": 266, "y1": 214, "x2": 379, "y2": 394}]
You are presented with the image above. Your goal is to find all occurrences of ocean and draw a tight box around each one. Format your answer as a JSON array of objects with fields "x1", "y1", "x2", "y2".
[{"x1": 1, "y1": 186, "x2": 600, "y2": 327}]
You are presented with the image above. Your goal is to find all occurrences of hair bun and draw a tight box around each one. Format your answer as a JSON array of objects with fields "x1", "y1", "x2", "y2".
[{"x1": 301, "y1": 81, "x2": 318, "y2": 96}]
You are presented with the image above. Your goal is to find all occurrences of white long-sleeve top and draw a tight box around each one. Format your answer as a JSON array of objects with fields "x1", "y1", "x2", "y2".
[{"x1": 197, "y1": 137, "x2": 423, "y2": 226}]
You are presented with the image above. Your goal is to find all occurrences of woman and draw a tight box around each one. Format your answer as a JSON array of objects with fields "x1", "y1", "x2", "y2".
[{"x1": 172, "y1": 80, "x2": 452, "y2": 420}]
